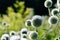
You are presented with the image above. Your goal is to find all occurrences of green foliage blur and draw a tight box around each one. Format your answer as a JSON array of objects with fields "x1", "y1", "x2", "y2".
[{"x1": 0, "y1": 0, "x2": 34, "y2": 37}]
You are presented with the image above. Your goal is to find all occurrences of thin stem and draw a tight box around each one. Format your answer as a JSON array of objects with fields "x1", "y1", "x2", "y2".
[
  {"x1": 48, "y1": 8, "x2": 51, "y2": 16},
  {"x1": 26, "y1": 26, "x2": 30, "y2": 31},
  {"x1": 6, "y1": 27, "x2": 8, "y2": 33},
  {"x1": 36, "y1": 27, "x2": 38, "y2": 32},
  {"x1": 36, "y1": 27, "x2": 37, "y2": 32},
  {"x1": 57, "y1": 22, "x2": 60, "y2": 35}
]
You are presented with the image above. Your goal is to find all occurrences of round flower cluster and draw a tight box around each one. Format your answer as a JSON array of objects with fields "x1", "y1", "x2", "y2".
[
  {"x1": 25, "y1": 15, "x2": 44, "y2": 28},
  {"x1": 44, "y1": 0, "x2": 59, "y2": 25},
  {"x1": 0, "y1": 28, "x2": 38, "y2": 40},
  {"x1": 44, "y1": 0, "x2": 52, "y2": 8},
  {"x1": 0, "y1": 0, "x2": 60, "y2": 40},
  {"x1": 55, "y1": 36, "x2": 60, "y2": 40},
  {"x1": 48, "y1": 16, "x2": 58, "y2": 25}
]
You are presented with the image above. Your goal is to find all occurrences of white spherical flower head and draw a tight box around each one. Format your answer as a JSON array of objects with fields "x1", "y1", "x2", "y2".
[
  {"x1": 51, "y1": 8, "x2": 59, "y2": 16},
  {"x1": 44, "y1": 0, "x2": 52, "y2": 8},
  {"x1": 25, "y1": 19, "x2": 31, "y2": 27},
  {"x1": 9, "y1": 31, "x2": 17, "y2": 36},
  {"x1": 57, "y1": 4, "x2": 60, "y2": 8},
  {"x1": 21, "y1": 34, "x2": 27, "y2": 39},
  {"x1": 1, "y1": 37, "x2": 6, "y2": 40},
  {"x1": 57, "y1": 0, "x2": 60, "y2": 8},
  {"x1": 2, "y1": 21, "x2": 9, "y2": 27},
  {"x1": 10, "y1": 35, "x2": 20, "y2": 40},
  {"x1": 1, "y1": 34, "x2": 10, "y2": 40},
  {"x1": 20, "y1": 28, "x2": 28, "y2": 35},
  {"x1": 29, "y1": 31, "x2": 38, "y2": 40},
  {"x1": 48, "y1": 16, "x2": 58, "y2": 25},
  {"x1": 31, "y1": 15, "x2": 43, "y2": 27},
  {"x1": 21, "y1": 37, "x2": 28, "y2": 40}
]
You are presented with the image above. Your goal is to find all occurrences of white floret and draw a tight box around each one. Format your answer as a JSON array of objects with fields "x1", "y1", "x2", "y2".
[
  {"x1": 25, "y1": 19, "x2": 32, "y2": 27},
  {"x1": 48, "y1": 16, "x2": 58, "y2": 25},
  {"x1": 51, "y1": 8, "x2": 59, "y2": 16},
  {"x1": 44, "y1": 0, "x2": 52, "y2": 8},
  {"x1": 57, "y1": 0, "x2": 60, "y2": 8},
  {"x1": 1, "y1": 34, "x2": 10, "y2": 40},
  {"x1": 9, "y1": 31, "x2": 17, "y2": 36},
  {"x1": 31, "y1": 15, "x2": 43, "y2": 27},
  {"x1": 20, "y1": 28, "x2": 28, "y2": 35},
  {"x1": 10, "y1": 35, "x2": 20, "y2": 40},
  {"x1": 28, "y1": 31, "x2": 38, "y2": 40},
  {"x1": 21, "y1": 37, "x2": 28, "y2": 40}
]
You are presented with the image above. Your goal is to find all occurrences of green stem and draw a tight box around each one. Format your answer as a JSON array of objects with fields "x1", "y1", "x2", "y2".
[{"x1": 48, "y1": 8, "x2": 51, "y2": 16}]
